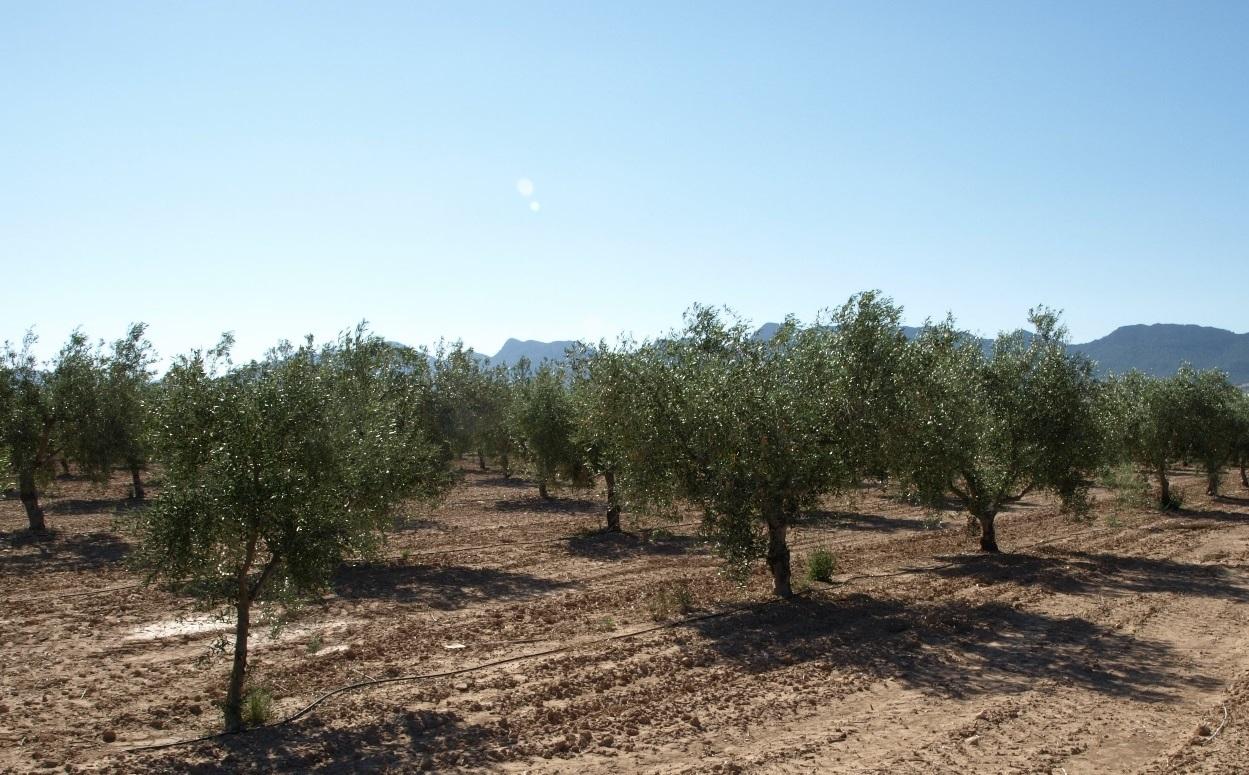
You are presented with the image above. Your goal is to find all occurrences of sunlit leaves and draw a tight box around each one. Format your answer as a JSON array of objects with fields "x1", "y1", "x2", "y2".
[{"x1": 135, "y1": 326, "x2": 453, "y2": 602}]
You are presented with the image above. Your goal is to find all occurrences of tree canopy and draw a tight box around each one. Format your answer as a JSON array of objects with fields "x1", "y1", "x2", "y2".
[{"x1": 133, "y1": 328, "x2": 453, "y2": 730}]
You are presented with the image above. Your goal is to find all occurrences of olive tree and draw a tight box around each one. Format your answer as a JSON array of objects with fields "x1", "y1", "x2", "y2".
[
  {"x1": 432, "y1": 341, "x2": 486, "y2": 466},
  {"x1": 1105, "y1": 371, "x2": 1184, "y2": 509},
  {"x1": 569, "y1": 341, "x2": 641, "y2": 531},
  {"x1": 476, "y1": 364, "x2": 518, "y2": 477},
  {"x1": 1233, "y1": 392, "x2": 1249, "y2": 490},
  {"x1": 1, "y1": 330, "x2": 119, "y2": 531},
  {"x1": 50, "y1": 325, "x2": 156, "y2": 498},
  {"x1": 1, "y1": 334, "x2": 56, "y2": 531},
  {"x1": 621, "y1": 299, "x2": 904, "y2": 597},
  {"x1": 1108, "y1": 365, "x2": 1243, "y2": 506},
  {"x1": 510, "y1": 362, "x2": 587, "y2": 499},
  {"x1": 100, "y1": 324, "x2": 157, "y2": 499},
  {"x1": 133, "y1": 329, "x2": 452, "y2": 731},
  {"x1": 1181, "y1": 368, "x2": 1244, "y2": 496},
  {"x1": 894, "y1": 308, "x2": 1101, "y2": 552}
]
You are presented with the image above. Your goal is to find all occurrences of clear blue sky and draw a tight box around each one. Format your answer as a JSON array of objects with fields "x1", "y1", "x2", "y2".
[{"x1": 3, "y1": 1, "x2": 1246, "y2": 363}]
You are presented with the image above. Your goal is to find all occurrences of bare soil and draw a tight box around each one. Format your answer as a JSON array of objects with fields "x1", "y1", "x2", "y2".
[{"x1": 4, "y1": 464, "x2": 1249, "y2": 773}]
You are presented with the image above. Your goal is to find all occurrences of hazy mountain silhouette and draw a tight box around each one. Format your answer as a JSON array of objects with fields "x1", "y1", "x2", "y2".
[
  {"x1": 755, "y1": 321, "x2": 1249, "y2": 385},
  {"x1": 411, "y1": 324, "x2": 1249, "y2": 387},
  {"x1": 1073, "y1": 324, "x2": 1249, "y2": 383},
  {"x1": 491, "y1": 338, "x2": 578, "y2": 367}
]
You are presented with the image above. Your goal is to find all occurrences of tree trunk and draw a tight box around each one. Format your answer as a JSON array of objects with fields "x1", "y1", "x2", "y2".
[
  {"x1": 1241, "y1": 459, "x2": 1248, "y2": 489},
  {"x1": 18, "y1": 469, "x2": 46, "y2": 533},
  {"x1": 129, "y1": 465, "x2": 145, "y2": 500},
  {"x1": 604, "y1": 470, "x2": 621, "y2": 532},
  {"x1": 477, "y1": 449, "x2": 487, "y2": 471},
  {"x1": 1207, "y1": 468, "x2": 1220, "y2": 497},
  {"x1": 765, "y1": 512, "x2": 793, "y2": 598},
  {"x1": 59, "y1": 459, "x2": 70, "y2": 477},
  {"x1": 1158, "y1": 463, "x2": 1173, "y2": 509},
  {"x1": 975, "y1": 510, "x2": 999, "y2": 553},
  {"x1": 223, "y1": 594, "x2": 251, "y2": 733},
  {"x1": 501, "y1": 454, "x2": 511, "y2": 479},
  {"x1": 538, "y1": 481, "x2": 550, "y2": 500}
]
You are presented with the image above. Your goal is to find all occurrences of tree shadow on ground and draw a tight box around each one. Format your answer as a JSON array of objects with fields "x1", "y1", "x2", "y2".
[
  {"x1": 686, "y1": 593, "x2": 1219, "y2": 703},
  {"x1": 136, "y1": 707, "x2": 507, "y2": 773},
  {"x1": 931, "y1": 549, "x2": 1249, "y2": 601},
  {"x1": 385, "y1": 517, "x2": 442, "y2": 533},
  {"x1": 563, "y1": 529, "x2": 703, "y2": 560},
  {"x1": 1213, "y1": 494, "x2": 1249, "y2": 507},
  {"x1": 471, "y1": 474, "x2": 532, "y2": 490},
  {"x1": 1164, "y1": 507, "x2": 1249, "y2": 525},
  {"x1": 44, "y1": 497, "x2": 147, "y2": 516},
  {"x1": 797, "y1": 509, "x2": 933, "y2": 533},
  {"x1": 492, "y1": 496, "x2": 601, "y2": 515},
  {"x1": 0, "y1": 529, "x2": 131, "y2": 573},
  {"x1": 333, "y1": 561, "x2": 573, "y2": 610}
]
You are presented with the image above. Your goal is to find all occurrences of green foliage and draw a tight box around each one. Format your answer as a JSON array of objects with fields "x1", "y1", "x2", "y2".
[
  {"x1": 1099, "y1": 463, "x2": 1150, "y2": 510},
  {"x1": 99, "y1": 324, "x2": 157, "y2": 485},
  {"x1": 1106, "y1": 364, "x2": 1243, "y2": 503},
  {"x1": 1233, "y1": 393, "x2": 1249, "y2": 489},
  {"x1": 568, "y1": 341, "x2": 631, "y2": 478},
  {"x1": 431, "y1": 340, "x2": 485, "y2": 457},
  {"x1": 138, "y1": 327, "x2": 452, "y2": 598},
  {"x1": 476, "y1": 364, "x2": 519, "y2": 472},
  {"x1": 510, "y1": 363, "x2": 587, "y2": 496},
  {"x1": 0, "y1": 334, "x2": 46, "y2": 482},
  {"x1": 430, "y1": 342, "x2": 520, "y2": 474},
  {"x1": 1, "y1": 327, "x2": 150, "y2": 528},
  {"x1": 806, "y1": 548, "x2": 836, "y2": 583},
  {"x1": 893, "y1": 307, "x2": 1101, "y2": 550},
  {"x1": 133, "y1": 325, "x2": 452, "y2": 729},
  {"x1": 820, "y1": 291, "x2": 912, "y2": 482},
  {"x1": 241, "y1": 687, "x2": 274, "y2": 727},
  {"x1": 620, "y1": 295, "x2": 907, "y2": 595},
  {"x1": 569, "y1": 340, "x2": 649, "y2": 527},
  {"x1": 645, "y1": 581, "x2": 693, "y2": 620}
]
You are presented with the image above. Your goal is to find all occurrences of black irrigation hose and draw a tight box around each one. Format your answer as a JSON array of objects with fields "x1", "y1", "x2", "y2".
[{"x1": 124, "y1": 520, "x2": 1128, "y2": 754}]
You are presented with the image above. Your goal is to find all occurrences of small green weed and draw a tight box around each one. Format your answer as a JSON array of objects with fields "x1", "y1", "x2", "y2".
[
  {"x1": 242, "y1": 687, "x2": 273, "y2": 727},
  {"x1": 645, "y1": 527, "x2": 675, "y2": 542},
  {"x1": 1100, "y1": 464, "x2": 1150, "y2": 510},
  {"x1": 646, "y1": 581, "x2": 693, "y2": 620},
  {"x1": 806, "y1": 548, "x2": 836, "y2": 583}
]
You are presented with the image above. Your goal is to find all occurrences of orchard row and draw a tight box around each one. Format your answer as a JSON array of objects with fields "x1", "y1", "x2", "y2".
[{"x1": 3, "y1": 292, "x2": 1248, "y2": 730}]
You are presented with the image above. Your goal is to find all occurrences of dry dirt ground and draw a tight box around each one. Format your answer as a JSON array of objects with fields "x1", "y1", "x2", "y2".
[{"x1": 4, "y1": 464, "x2": 1249, "y2": 774}]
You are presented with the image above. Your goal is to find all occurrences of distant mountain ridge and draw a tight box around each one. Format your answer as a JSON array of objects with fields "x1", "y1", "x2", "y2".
[
  {"x1": 491, "y1": 338, "x2": 578, "y2": 367},
  {"x1": 416, "y1": 323, "x2": 1249, "y2": 386},
  {"x1": 756, "y1": 322, "x2": 1249, "y2": 386},
  {"x1": 1072, "y1": 324, "x2": 1249, "y2": 383}
]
